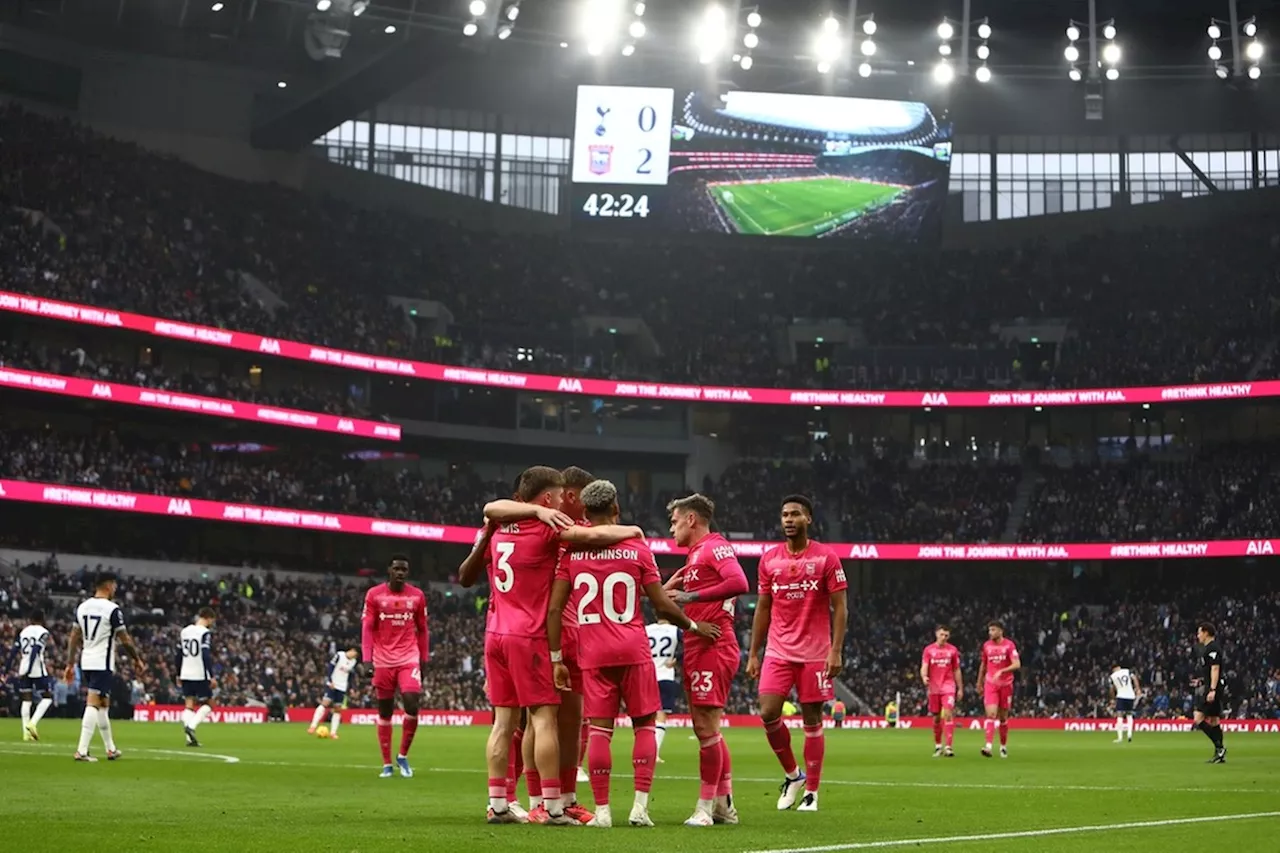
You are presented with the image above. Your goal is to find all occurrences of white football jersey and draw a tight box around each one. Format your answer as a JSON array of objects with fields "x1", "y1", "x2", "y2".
[
  {"x1": 17, "y1": 625, "x2": 52, "y2": 678},
  {"x1": 646, "y1": 622, "x2": 680, "y2": 683},
  {"x1": 75, "y1": 597, "x2": 126, "y2": 672},
  {"x1": 179, "y1": 624, "x2": 213, "y2": 681},
  {"x1": 328, "y1": 653, "x2": 357, "y2": 692},
  {"x1": 1110, "y1": 667, "x2": 1137, "y2": 700}
]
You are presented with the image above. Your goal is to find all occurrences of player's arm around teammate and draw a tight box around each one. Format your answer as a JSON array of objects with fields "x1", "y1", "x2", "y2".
[{"x1": 483, "y1": 498, "x2": 645, "y2": 546}]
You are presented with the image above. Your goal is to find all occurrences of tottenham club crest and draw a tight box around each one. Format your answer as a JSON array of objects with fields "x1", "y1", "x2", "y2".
[
  {"x1": 588, "y1": 144, "x2": 613, "y2": 175},
  {"x1": 594, "y1": 105, "x2": 611, "y2": 136}
]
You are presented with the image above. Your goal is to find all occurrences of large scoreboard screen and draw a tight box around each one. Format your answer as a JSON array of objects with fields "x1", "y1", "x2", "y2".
[{"x1": 569, "y1": 86, "x2": 953, "y2": 242}]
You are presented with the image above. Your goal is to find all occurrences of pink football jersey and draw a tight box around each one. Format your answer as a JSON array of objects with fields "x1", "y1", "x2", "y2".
[
  {"x1": 681, "y1": 532, "x2": 748, "y2": 642},
  {"x1": 922, "y1": 642, "x2": 961, "y2": 694},
  {"x1": 360, "y1": 583, "x2": 429, "y2": 668},
  {"x1": 982, "y1": 638, "x2": 1019, "y2": 687},
  {"x1": 757, "y1": 541, "x2": 848, "y2": 662},
  {"x1": 556, "y1": 538, "x2": 660, "y2": 669},
  {"x1": 487, "y1": 519, "x2": 560, "y2": 638}
]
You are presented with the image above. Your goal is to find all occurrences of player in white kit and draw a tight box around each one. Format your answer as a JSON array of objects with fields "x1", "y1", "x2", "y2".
[
  {"x1": 65, "y1": 572, "x2": 145, "y2": 762},
  {"x1": 309, "y1": 648, "x2": 359, "y2": 739},
  {"x1": 178, "y1": 608, "x2": 218, "y2": 747},
  {"x1": 16, "y1": 611, "x2": 54, "y2": 741},
  {"x1": 1109, "y1": 664, "x2": 1140, "y2": 743},
  {"x1": 645, "y1": 617, "x2": 681, "y2": 763}
]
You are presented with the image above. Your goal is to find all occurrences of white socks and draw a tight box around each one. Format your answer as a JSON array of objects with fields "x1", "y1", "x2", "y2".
[
  {"x1": 192, "y1": 705, "x2": 212, "y2": 729},
  {"x1": 97, "y1": 707, "x2": 116, "y2": 752},
  {"x1": 655, "y1": 724, "x2": 666, "y2": 756},
  {"x1": 77, "y1": 706, "x2": 97, "y2": 754},
  {"x1": 330, "y1": 710, "x2": 341, "y2": 735},
  {"x1": 21, "y1": 701, "x2": 31, "y2": 729},
  {"x1": 311, "y1": 705, "x2": 327, "y2": 728},
  {"x1": 32, "y1": 698, "x2": 51, "y2": 726}
]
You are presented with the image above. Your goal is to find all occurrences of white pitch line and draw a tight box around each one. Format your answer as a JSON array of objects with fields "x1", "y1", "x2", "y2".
[
  {"x1": 0, "y1": 745, "x2": 239, "y2": 763},
  {"x1": 741, "y1": 811, "x2": 1280, "y2": 853}
]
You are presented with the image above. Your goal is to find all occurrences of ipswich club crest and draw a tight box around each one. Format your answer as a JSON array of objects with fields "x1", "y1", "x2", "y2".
[{"x1": 588, "y1": 144, "x2": 613, "y2": 176}]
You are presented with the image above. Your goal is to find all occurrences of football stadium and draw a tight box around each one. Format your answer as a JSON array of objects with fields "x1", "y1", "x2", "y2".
[{"x1": 3, "y1": 0, "x2": 1280, "y2": 850}]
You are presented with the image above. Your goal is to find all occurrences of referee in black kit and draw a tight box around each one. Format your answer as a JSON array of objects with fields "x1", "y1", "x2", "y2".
[{"x1": 1192, "y1": 622, "x2": 1227, "y2": 764}]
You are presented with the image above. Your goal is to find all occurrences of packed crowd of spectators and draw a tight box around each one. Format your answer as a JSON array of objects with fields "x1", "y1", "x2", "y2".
[
  {"x1": 5, "y1": 559, "x2": 1278, "y2": 720},
  {"x1": 3, "y1": 103, "x2": 1280, "y2": 396}
]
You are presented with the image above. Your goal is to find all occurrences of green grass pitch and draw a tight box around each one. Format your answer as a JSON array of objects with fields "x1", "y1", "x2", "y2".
[
  {"x1": 710, "y1": 177, "x2": 903, "y2": 237},
  {"x1": 2, "y1": 721, "x2": 1278, "y2": 852}
]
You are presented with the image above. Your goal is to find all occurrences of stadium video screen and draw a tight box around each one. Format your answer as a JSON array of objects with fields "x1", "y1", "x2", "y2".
[{"x1": 570, "y1": 86, "x2": 953, "y2": 241}]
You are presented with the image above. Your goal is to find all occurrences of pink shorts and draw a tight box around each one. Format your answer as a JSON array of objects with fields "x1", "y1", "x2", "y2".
[
  {"x1": 983, "y1": 682, "x2": 1013, "y2": 710},
  {"x1": 583, "y1": 664, "x2": 661, "y2": 720},
  {"x1": 758, "y1": 656, "x2": 834, "y2": 705},
  {"x1": 372, "y1": 665, "x2": 422, "y2": 701},
  {"x1": 562, "y1": 626, "x2": 584, "y2": 695},
  {"x1": 928, "y1": 692, "x2": 956, "y2": 715},
  {"x1": 485, "y1": 633, "x2": 561, "y2": 709},
  {"x1": 683, "y1": 640, "x2": 740, "y2": 708}
]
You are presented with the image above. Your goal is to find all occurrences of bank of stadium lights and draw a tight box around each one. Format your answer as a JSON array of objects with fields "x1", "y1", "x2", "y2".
[
  {"x1": 1065, "y1": 18, "x2": 1119, "y2": 81},
  {"x1": 737, "y1": 6, "x2": 761, "y2": 70},
  {"x1": 694, "y1": 4, "x2": 730, "y2": 65},
  {"x1": 1209, "y1": 17, "x2": 1264, "y2": 79},
  {"x1": 933, "y1": 16, "x2": 991, "y2": 84},
  {"x1": 815, "y1": 15, "x2": 840, "y2": 74}
]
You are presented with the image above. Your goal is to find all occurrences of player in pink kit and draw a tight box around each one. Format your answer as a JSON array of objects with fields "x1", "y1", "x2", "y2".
[
  {"x1": 361, "y1": 554, "x2": 429, "y2": 779},
  {"x1": 548, "y1": 479, "x2": 721, "y2": 828},
  {"x1": 747, "y1": 495, "x2": 848, "y2": 813},
  {"x1": 480, "y1": 466, "x2": 644, "y2": 826},
  {"x1": 664, "y1": 494, "x2": 750, "y2": 827},
  {"x1": 977, "y1": 620, "x2": 1020, "y2": 758},
  {"x1": 920, "y1": 624, "x2": 963, "y2": 758}
]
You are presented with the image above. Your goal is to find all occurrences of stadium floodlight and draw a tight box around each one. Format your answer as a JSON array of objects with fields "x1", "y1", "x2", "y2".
[
  {"x1": 744, "y1": 31, "x2": 758, "y2": 48},
  {"x1": 1064, "y1": 44, "x2": 1080, "y2": 62},
  {"x1": 211, "y1": 2, "x2": 224, "y2": 10},
  {"x1": 1215, "y1": 63, "x2": 1230, "y2": 78},
  {"x1": 634, "y1": 1, "x2": 644, "y2": 15},
  {"x1": 1208, "y1": 23, "x2": 1222, "y2": 40},
  {"x1": 694, "y1": 4, "x2": 729, "y2": 64},
  {"x1": 1244, "y1": 19, "x2": 1258, "y2": 38},
  {"x1": 560, "y1": 41, "x2": 569, "y2": 47},
  {"x1": 1103, "y1": 42, "x2": 1121, "y2": 64},
  {"x1": 858, "y1": 61, "x2": 872, "y2": 77},
  {"x1": 384, "y1": 24, "x2": 396, "y2": 33},
  {"x1": 817, "y1": 60, "x2": 832, "y2": 74},
  {"x1": 1066, "y1": 24, "x2": 1080, "y2": 42},
  {"x1": 977, "y1": 20, "x2": 992, "y2": 40},
  {"x1": 975, "y1": 64, "x2": 992, "y2": 82},
  {"x1": 822, "y1": 15, "x2": 839, "y2": 34},
  {"x1": 497, "y1": 23, "x2": 512, "y2": 39},
  {"x1": 939, "y1": 43, "x2": 952, "y2": 56},
  {"x1": 862, "y1": 16, "x2": 876, "y2": 35},
  {"x1": 277, "y1": 80, "x2": 288, "y2": 88},
  {"x1": 860, "y1": 38, "x2": 876, "y2": 56},
  {"x1": 622, "y1": 42, "x2": 635, "y2": 56},
  {"x1": 1103, "y1": 23, "x2": 1116, "y2": 40},
  {"x1": 937, "y1": 20, "x2": 954, "y2": 41},
  {"x1": 505, "y1": 3, "x2": 519, "y2": 21},
  {"x1": 815, "y1": 24, "x2": 841, "y2": 66},
  {"x1": 1247, "y1": 40, "x2": 1264, "y2": 61},
  {"x1": 316, "y1": 0, "x2": 331, "y2": 10},
  {"x1": 747, "y1": 10, "x2": 761, "y2": 28},
  {"x1": 588, "y1": 40, "x2": 604, "y2": 55},
  {"x1": 1249, "y1": 64, "x2": 1262, "y2": 79},
  {"x1": 463, "y1": 21, "x2": 479, "y2": 35},
  {"x1": 1069, "y1": 66, "x2": 1082, "y2": 81},
  {"x1": 1105, "y1": 67, "x2": 1119, "y2": 80},
  {"x1": 740, "y1": 54, "x2": 753, "y2": 69},
  {"x1": 468, "y1": 0, "x2": 485, "y2": 16},
  {"x1": 352, "y1": 1, "x2": 367, "y2": 16},
  {"x1": 629, "y1": 20, "x2": 646, "y2": 38},
  {"x1": 976, "y1": 43, "x2": 990, "y2": 60},
  {"x1": 933, "y1": 61, "x2": 955, "y2": 84},
  {"x1": 1208, "y1": 43, "x2": 1222, "y2": 61}
]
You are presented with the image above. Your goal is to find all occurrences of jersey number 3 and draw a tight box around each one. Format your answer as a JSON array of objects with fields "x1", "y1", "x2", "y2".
[{"x1": 494, "y1": 542, "x2": 516, "y2": 593}]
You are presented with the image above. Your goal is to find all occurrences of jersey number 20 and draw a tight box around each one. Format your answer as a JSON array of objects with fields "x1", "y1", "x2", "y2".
[{"x1": 575, "y1": 572, "x2": 637, "y2": 624}]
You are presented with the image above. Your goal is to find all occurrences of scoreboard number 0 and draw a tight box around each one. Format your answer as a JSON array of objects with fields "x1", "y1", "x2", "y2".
[{"x1": 638, "y1": 105, "x2": 657, "y2": 132}]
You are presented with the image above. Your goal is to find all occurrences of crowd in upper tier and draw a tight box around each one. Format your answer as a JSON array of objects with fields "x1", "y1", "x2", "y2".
[
  {"x1": 3, "y1": 560, "x2": 1278, "y2": 720},
  {"x1": 3, "y1": 103, "x2": 1279, "y2": 395},
  {"x1": 3, "y1": 427, "x2": 1279, "y2": 544}
]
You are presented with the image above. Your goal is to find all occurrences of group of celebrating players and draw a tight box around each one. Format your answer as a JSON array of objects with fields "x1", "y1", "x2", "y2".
[{"x1": 13, "y1": 462, "x2": 1233, "y2": 812}]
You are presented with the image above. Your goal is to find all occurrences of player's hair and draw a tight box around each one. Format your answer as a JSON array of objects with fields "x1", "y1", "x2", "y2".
[
  {"x1": 935, "y1": 623, "x2": 950, "y2": 632},
  {"x1": 1197, "y1": 621, "x2": 1217, "y2": 637},
  {"x1": 580, "y1": 479, "x2": 619, "y2": 515},
  {"x1": 667, "y1": 493, "x2": 716, "y2": 521},
  {"x1": 987, "y1": 619, "x2": 1005, "y2": 632},
  {"x1": 197, "y1": 607, "x2": 217, "y2": 620},
  {"x1": 516, "y1": 466, "x2": 565, "y2": 501},
  {"x1": 389, "y1": 553, "x2": 410, "y2": 566},
  {"x1": 561, "y1": 466, "x2": 596, "y2": 489},
  {"x1": 94, "y1": 571, "x2": 118, "y2": 589},
  {"x1": 511, "y1": 473, "x2": 523, "y2": 498},
  {"x1": 30, "y1": 609, "x2": 45, "y2": 623},
  {"x1": 780, "y1": 494, "x2": 814, "y2": 516}
]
